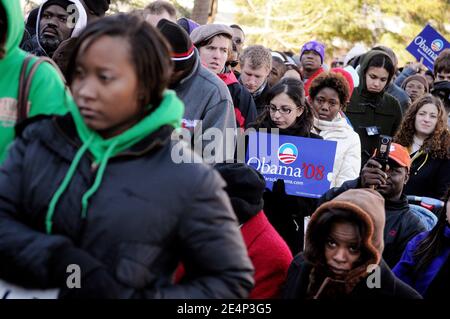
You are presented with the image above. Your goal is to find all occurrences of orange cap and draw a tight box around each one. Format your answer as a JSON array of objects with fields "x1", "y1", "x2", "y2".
[{"x1": 388, "y1": 143, "x2": 411, "y2": 170}]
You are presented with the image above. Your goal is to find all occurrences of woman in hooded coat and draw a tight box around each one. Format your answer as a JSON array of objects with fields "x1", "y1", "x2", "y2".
[
  {"x1": 346, "y1": 50, "x2": 403, "y2": 166},
  {"x1": 283, "y1": 188, "x2": 421, "y2": 299}
]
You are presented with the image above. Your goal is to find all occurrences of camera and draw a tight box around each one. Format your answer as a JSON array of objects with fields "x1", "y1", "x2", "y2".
[{"x1": 374, "y1": 135, "x2": 392, "y2": 171}]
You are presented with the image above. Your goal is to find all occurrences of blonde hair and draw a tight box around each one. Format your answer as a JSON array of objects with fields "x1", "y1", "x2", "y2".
[{"x1": 240, "y1": 45, "x2": 272, "y2": 71}]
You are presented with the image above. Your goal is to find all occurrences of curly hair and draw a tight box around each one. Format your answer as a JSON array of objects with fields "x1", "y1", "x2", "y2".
[
  {"x1": 309, "y1": 72, "x2": 350, "y2": 107},
  {"x1": 394, "y1": 94, "x2": 450, "y2": 159}
]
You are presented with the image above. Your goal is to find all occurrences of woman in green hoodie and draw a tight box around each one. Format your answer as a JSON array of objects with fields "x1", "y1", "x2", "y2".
[
  {"x1": 0, "y1": 0, "x2": 68, "y2": 163},
  {"x1": 345, "y1": 50, "x2": 402, "y2": 166},
  {"x1": 0, "y1": 13, "x2": 253, "y2": 299}
]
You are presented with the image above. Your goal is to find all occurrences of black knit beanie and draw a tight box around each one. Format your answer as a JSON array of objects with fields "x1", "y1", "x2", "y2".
[
  {"x1": 83, "y1": 0, "x2": 110, "y2": 16},
  {"x1": 214, "y1": 163, "x2": 266, "y2": 224},
  {"x1": 42, "y1": 0, "x2": 73, "y2": 11},
  {"x1": 157, "y1": 18, "x2": 196, "y2": 72}
]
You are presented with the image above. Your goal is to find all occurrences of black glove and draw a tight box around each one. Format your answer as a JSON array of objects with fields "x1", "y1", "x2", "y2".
[{"x1": 272, "y1": 179, "x2": 287, "y2": 194}]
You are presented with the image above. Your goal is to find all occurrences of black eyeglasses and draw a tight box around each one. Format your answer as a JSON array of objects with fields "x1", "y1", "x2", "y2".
[{"x1": 266, "y1": 104, "x2": 297, "y2": 115}]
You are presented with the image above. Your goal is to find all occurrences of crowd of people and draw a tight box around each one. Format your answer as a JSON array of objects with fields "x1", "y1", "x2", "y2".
[{"x1": 0, "y1": 0, "x2": 449, "y2": 299}]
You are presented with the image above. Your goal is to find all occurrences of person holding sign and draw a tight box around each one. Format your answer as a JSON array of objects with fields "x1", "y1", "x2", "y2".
[
  {"x1": 283, "y1": 188, "x2": 421, "y2": 299},
  {"x1": 309, "y1": 72, "x2": 361, "y2": 188},
  {"x1": 250, "y1": 78, "x2": 321, "y2": 254},
  {"x1": 0, "y1": 14, "x2": 254, "y2": 299},
  {"x1": 346, "y1": 50, "x2": 403, "y2": 166}
]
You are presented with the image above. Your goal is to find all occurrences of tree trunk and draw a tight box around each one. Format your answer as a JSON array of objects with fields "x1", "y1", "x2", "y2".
[{"x1": 191, "y1": 0, "x2": 218, "y2": 25}]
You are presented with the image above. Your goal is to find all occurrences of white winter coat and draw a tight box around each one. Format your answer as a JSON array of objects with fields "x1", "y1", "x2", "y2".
[{"x1": 312, "y1": 113, "x2": 361, "y2": 188}]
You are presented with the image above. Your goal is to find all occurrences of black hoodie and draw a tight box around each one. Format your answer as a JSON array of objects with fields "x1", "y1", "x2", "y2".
[{"x1": 346, "y1": 50, "x2": 403, "y2": 166}]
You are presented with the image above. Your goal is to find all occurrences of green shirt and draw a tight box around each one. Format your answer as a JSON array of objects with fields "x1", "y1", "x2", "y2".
[{"x1": 0, "y1": 0, "x2": 69, "y2": 163}]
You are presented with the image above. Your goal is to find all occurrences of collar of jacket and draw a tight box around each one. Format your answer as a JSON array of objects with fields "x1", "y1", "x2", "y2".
[
  {"x1": 312, "y1": 259, "x2": 401, "y2": 298},
  {"x1": 313, "y1": 113, "x2": 352, "y2": 137},
  {"x1": 384, "y1": 193, "x2": 410, "y2": 213},
  {"x1": 245, "y1": 78, "x2": 267, "y2": 99},
  {"x1": 304, "y1": 66, "x2": 325, "y2": 84},
  {"x1": 218, "y1": 68, "x2": 239, "y2": 86},
  {"x1": 54, "y1": 115, "x2": 174, "y2": 162},
  {"x1": 67, "y1": 90, "x2": 182, "y2": 163}
]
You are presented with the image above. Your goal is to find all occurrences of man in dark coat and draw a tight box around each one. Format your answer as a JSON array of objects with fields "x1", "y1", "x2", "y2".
[
  {"x1": 318, "y1": 143, "x2": 426, "y2": 268},
  {"x1": 239, "y1": 45, "x2": 272, "y2": 115}
]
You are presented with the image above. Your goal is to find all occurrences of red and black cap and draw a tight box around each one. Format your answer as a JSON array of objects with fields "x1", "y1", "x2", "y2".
[{"x1": 157, "y1": 18, "x2": 196, "y2": 72}]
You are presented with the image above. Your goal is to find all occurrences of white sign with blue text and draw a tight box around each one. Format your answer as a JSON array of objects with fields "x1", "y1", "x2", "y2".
[{"x1": 246, "y1": 132, "x2": 337, "y2": 198}]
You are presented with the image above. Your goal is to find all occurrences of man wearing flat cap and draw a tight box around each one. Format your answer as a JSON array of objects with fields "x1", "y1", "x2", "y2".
[
  {"x1": 191, "y1": 24, "x2": 257, "y2": 129},
  {"x1": 157, "y1": 19, "x2": 237, "y2": 164}
]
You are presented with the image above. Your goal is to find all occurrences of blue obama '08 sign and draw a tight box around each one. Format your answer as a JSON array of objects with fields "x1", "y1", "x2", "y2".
[
  {"x1": 245, "y1": 131, "x2": 337, "y2": 198},
  {"x1": 406, "y1": 24, "x2": 449, "y2": 71}
]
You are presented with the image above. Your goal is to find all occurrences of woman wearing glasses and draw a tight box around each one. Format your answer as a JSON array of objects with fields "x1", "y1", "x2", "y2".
[
  {"x1": 250, "y1": 78, "x2": 320, "y2": 254},
  {"x1": 309, "y1": 72, "x2": 361, "y2": 188}
]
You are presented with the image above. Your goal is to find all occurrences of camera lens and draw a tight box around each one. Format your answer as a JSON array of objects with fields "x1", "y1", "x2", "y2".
[{"x1": 381, "y1": 137, "x2": 389, "y2": 144}]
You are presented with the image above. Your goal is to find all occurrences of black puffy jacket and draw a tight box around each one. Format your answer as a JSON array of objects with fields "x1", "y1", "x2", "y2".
[{"x1": 0, "y1": 115, "x2": 254, "y2": 298}]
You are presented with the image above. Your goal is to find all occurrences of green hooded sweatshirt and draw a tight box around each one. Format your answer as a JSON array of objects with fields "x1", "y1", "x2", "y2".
[
  {"x1": 0, "y1": 0, "x2": 69, "y2": 163},
  {"x1": 45, "y1": 90, "x2": 184, "y2": 234}
]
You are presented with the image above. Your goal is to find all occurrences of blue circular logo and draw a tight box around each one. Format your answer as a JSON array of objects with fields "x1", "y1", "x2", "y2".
[
  {"x1": 278, "y1": 143, "x2": 298, "y2": 164},
  {"x1": 431, "y1": 39, "x2": 443, "y2": 52}
]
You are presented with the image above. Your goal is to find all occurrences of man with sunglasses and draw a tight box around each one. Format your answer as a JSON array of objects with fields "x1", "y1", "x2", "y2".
[{"x1": 228, "y1": 24, "x2": 245, "y2": 76}]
